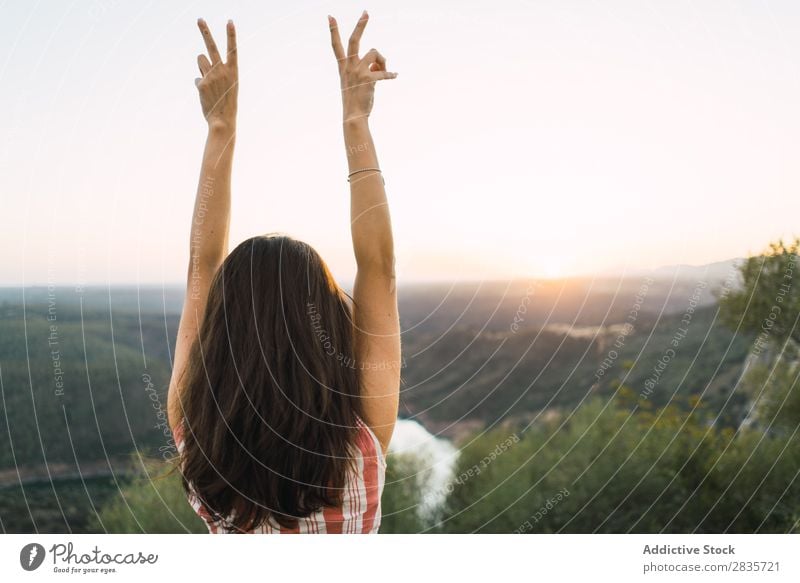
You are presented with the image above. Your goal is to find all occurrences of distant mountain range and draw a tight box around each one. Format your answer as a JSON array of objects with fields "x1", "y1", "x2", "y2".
[
  {"x1": 0, "y1": 257, "x2": 745, "y2": 302},
  {"x1": 650, "y1": 258, "x2": 743, "y2": 282}
]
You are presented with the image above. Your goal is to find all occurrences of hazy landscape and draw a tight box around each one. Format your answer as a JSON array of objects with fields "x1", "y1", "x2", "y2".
[{"x1": 1, "y1": 251, "x2": 799, "y2": 533}]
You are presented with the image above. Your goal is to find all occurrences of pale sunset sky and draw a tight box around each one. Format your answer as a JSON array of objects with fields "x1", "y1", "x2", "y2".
[{"x1": 1, "y1": 0, "x2": 799, "y2": 285}]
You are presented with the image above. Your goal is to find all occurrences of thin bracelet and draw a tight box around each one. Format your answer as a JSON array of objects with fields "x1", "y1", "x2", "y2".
[{"x1": 347, "y1": 167, "x2": 382, "y2": 182}]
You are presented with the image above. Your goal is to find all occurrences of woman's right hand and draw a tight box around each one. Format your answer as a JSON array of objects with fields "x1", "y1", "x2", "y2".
[
  {"x1": 195, "y1": 18, "x2": 238, "y2": 132},
  {"x1": 329, "y1": 11, "x2": 397, "y2": 123}
]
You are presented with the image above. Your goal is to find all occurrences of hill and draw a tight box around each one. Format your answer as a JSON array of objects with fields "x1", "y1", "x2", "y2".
[{"x1": 0, "y1": 267, "x2": 748, "y2": 470}]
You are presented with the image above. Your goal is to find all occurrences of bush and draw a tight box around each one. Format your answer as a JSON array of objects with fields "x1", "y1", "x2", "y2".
[
  {"x1": 96, "y1": 395, "x2": 800, "y2": 534},
  {"x1": 440, "y1": 394, "x2": 800, "y2": 533},
  {"x1": 93, "y1": 457, "x2": 205, "y2": 533},
  {"x1": 379, "y1": 453, "x2": 430, "y2": 533}
]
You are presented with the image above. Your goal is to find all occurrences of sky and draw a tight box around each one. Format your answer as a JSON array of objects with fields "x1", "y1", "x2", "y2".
[{"x1": 1, "y1": 0, "x2": 799, "y2": 285}]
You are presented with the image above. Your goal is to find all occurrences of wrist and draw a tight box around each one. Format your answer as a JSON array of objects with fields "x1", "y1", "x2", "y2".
[
  {"x1": 207, "y1": 119, "x2": 236, "y2": 138},
  {"x1": 343, "y1": 115, "x2": 370, "y2": 130}
]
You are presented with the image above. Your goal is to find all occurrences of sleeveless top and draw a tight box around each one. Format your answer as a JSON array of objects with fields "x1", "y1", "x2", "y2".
[{"x1": 173, "y1": 417, "x2": 387, "y2": 534}]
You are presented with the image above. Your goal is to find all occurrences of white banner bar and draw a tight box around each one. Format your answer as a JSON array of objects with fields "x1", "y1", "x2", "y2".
[{"x1": 0, "y1": 534, "x2": 797, "y2": 582}]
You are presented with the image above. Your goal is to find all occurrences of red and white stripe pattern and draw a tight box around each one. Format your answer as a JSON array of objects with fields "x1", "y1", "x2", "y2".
[{"x1": 175, "y1": 417, "x2": 386, "y2": 534}]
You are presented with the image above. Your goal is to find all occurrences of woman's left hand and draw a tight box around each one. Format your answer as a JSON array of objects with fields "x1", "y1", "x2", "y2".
[{"x1": 195, "y1": 19, "x2": 238, "y2": 132}]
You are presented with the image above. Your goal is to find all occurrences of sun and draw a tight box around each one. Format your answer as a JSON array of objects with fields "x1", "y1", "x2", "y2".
[
  {"x1": 539, "y1": 257, "x2": 565, "y2": 280},
  {"x1": 503, "y1": 252, "x2": 571, "y2": 281}
]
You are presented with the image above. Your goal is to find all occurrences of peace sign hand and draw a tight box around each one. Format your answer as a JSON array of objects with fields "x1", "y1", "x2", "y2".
[
  {"x1": 329, "y1": 11, "x2": 397, "y2": 123},
  {"x1": 195, "y1": 19, "x2": 238, "y2": 132}
]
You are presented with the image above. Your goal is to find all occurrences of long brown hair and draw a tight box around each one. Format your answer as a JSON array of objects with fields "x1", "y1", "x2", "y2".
[{"x1": 178, "y1": 234, "x2": 363, "y2": 531}]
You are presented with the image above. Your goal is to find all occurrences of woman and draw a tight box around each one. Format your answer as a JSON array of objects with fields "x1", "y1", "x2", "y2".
[{"x1": 167, "y1": 12, "x2": 400, "y2": 534}]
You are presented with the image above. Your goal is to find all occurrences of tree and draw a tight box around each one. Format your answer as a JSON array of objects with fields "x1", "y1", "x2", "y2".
[
  {"x1": 719, "y1": 238, "x2": 800, "y2": 430},
  {"x1": 719, "y1": 239, "x2": 800, "y2": 355}
]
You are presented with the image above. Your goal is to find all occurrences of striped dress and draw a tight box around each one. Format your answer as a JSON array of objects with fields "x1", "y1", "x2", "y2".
[{"x1": 174, "y1": 417, "x2": 386, "y2": 534}]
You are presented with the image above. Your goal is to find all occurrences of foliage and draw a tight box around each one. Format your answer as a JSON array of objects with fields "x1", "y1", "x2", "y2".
[
  {"x1": 0, "y1": 302, "x2": 178, "y2": 470},
  {"x1": 718, "y1": 238, "x2": 800, "y2": 430},
  {"x1": 740, "y1": 358, "x2": 800, "y2": 433},
  {"x1": 0, "y1": 477, "x2": 120, "y2": 533},
  {"x1": 439, "y1": 393, "x2": 800, "y2": 533},
  {"x1": 719, "y1": 239, "x2": 799, "y2": 352},
  {"x1": 72, "y1": 396, "x2": 800, "y2": 534},
  {"x1": 92, "y1": 457, "x2": 205, "y2": 534},
  {"x1": 379, "y1": 453, "x2": 429, "y2": 533}
]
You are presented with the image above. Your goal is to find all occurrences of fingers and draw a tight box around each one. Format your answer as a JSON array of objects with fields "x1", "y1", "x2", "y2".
[
  {"x1": 361, "y1": 49, "x2": 396, "y2": 80},
  {"x1": 369, "y1": 70, "x2": 398, "y2": 81},
  {"x1": 226, "y1": 20, "x2": 237, "y2": 66},
  {"x1": 197, "y1": 54, "x2": 212, "y2": 76},
  {"x1": 197, "y1": 18, "x2": 222, "y2": 64},
  {"x1": 361, "y1": 48, "x2": 386, "y2": 71},
  {"x1": 347, "y1": 10, "x2": 368, "y2": 59},
  {"x1": 328, "y1": 15, "x2": 345, "y2": 66}
]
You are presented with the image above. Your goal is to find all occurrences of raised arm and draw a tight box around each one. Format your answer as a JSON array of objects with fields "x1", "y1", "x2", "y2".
[
  {"x1": 329, "y1": 12, "x2": 400, "y2": 452},
  {"x1": 168, "y1": 19, "x2": 238, "y2": 430}
]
